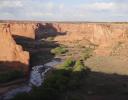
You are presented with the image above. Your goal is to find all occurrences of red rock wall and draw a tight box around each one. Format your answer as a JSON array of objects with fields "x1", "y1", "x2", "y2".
[
  {"x1": 0, "y1": 24, "x2": 29, "y2": 73},
  {"x1": 3, "y1": 23, "x2": 37, "y2": 39},
  {"x1": 52, "y1": 23, "x2": 128, "y2": 45}
]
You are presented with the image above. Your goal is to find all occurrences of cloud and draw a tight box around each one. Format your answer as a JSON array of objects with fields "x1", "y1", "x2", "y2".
[
  {"x1": 0, "y1": 0, "x2": 127, "y2": 21},
  {"x1": 0, "y1": 0, "x2": 23, "y2": 8},
  {"x1": 87, "y1": 2, "x2": 116, "y2": 10}
]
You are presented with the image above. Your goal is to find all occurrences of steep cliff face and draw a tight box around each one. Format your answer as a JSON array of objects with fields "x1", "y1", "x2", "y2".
[
  {"x1": 52, "y1": 23, "x2": 128, "y2": 44},
  {"x1": 3, "y1": 23, "x2": 37, "y2": 39},
  {"x1": 0, "y1": 24, "x2": 29, "y2": 73},
  {"x1": 50, "y1": 23, "x2": 128, "y2": 56}
]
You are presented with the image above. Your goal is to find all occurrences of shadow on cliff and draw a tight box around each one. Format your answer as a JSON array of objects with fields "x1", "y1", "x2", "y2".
[
  {"x1": 13, "y1": 35, "x2": 35, "y2": 51},
  {"x1": 11, "y1": 68, "x2": 128, "y2": 100},
  {"x1": 0, "y1": 61, "x2": 28, "y2": 73},
  {"x1": 13, "y1": 35, "x2": 60, "y2": 67},
  {"x1": 13, "y1": 23, "x2": 67, "y2": 67},
  {"x1": 0, "y1": 61, "x2": 28, "y2": 85},
  {"x1": 35, "y1": 23, "x2": 66, "y2": 39}
]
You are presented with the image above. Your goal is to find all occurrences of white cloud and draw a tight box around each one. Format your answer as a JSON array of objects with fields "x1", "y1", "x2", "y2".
[
  {"x1": 30, "y1": 12, "x2": 53, "y2": 17},
  {"x1": 90, "y1": 2, "x2": 116, "y2": 10},
  {"x1": 79, "y1": 2, "x2": 116, "y2": 11},
  {"x1": 0, "y1": 0, "x2": 23, "y2": 8},
  {"x1": 0, "y1": 0, "x2": 127, "y2": 21}
]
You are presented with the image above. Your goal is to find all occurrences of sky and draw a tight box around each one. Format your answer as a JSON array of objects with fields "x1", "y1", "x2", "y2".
[{"x1": 0, "y1": 0, "x2": 128, "y2": 22}]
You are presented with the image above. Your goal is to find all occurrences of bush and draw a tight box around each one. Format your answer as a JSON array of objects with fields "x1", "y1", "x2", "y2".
[
  {"x1": 43, "y1": 72, "x2": 70, "y2": 92},
  {"x1": 46, "y1": 37, "x2": 54, "y2": 41},
  {"x1": 73, "y1": 60, "x2": 84, "y2": 72},
  {"x1": 51, "y1": 46, "x2": 68, "y2": 55},
  {"x1": 60, "y1": 58, "x2": 74, "y2": 69},
  {"x1": 0, "y1": 70, "x2": 24, "y2": 83}
]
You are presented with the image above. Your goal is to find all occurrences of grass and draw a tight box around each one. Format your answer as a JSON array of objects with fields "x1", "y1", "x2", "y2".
[
  {"x1": 73, "y1": 60, "x2": 85, "y2": 72},
  {"x1": 51, "y1": 46, "x2": 68, "y2": 55},
  {"x1": 46, "y1": 37, "x2": 55, "y2": 41},
  {"x1": 60, "y1": 58, "x2": 74, "y2": 69}
]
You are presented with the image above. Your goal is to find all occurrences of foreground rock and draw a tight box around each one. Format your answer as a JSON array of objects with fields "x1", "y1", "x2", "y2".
[{"x1": 0, "y1": 24, "x2": 29, "y2": 73}]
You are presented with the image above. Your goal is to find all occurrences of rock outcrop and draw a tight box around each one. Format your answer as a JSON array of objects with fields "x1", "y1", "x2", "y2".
[
  {"x1": 51, "y1": 23, "x2": 128, "y2": 56},
  {"x1": 0, "y1": 24, "x2": 29, "y2": 73},
  {"x1": 52, "y1": 23, "x2": 128, "y2": 44},
  {"x1": 2, "y1": 23, "x2": 37, "y2": 39}
]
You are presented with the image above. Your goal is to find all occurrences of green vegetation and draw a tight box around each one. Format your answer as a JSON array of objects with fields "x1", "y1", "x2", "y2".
[
  {"x1": 81, "y1": 47, "x2": 93, "y2": 60},
  {"x1": 73, "y1": 60, "x2": 84, "y2": 72},
  {"x1": 12, "y1": 59, "x2": 87, "y2": 100},
  {"x1": 0, "y1": 70, "x2": 24, "y2": 83},
  {"x1": 46, "y1": 37, "x2": 55, "y2": 41},
  {"x1": 60, "y1": 58, "x2": 74, "y2": 69},
  {"x1": 51, "y1": 46, "x2": 68, "y2": 55}
]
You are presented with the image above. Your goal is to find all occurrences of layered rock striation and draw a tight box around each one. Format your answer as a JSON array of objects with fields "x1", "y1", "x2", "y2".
[
  {"x1": 2, "y1": 23, "x2": 37, "y2": 39},
  {"x1": 0, "y1": 24, "x2": 29, "y2": 73}
]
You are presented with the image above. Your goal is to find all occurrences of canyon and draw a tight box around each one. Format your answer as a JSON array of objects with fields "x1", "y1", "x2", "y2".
[
  {"x1": 0, "y1": 23, "x2": 29, "y2": 73},
  {"x1": 1, "y1": 21, "x2": 128, "y2": 99},
  {"x1": 1, "y1": 22, "x2": 128, "y2": 74}
]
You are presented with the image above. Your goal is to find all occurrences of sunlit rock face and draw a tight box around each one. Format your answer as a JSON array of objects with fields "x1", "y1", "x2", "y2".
[
  {"x1": 3, "y1": 23, "x2": 37, "y2": 39},
  {"x1": 0, "y1": 24, "x2": 29, "y2": 73},
  {"x1": 53, "y1": 23, "x2": 128, "y2": 44},
  {"x1": 51, "y1": 23, "x2": 128, "y2": 56}
]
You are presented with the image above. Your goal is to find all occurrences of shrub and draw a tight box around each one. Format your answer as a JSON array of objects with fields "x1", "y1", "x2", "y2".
[
  {"x1": 0, "y1": 70, "x2": 24, "y2": 83},
  {"x1": 46, "y1": 37, "x2": 54, "y2": 41},
  {"x1": 73, "y1": 60, "x2": 84, "y2": 72},
  {"x1": 51, "y1": 46, "x2": 68, "y2": 55},
  {"x1": 60, "y1": 58, "x2": 74, "y2": 69}
]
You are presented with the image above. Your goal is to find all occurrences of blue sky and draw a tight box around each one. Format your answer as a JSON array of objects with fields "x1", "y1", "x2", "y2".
[{"x1": 0, "y1": 0, "x2": 128, "y2": 21}]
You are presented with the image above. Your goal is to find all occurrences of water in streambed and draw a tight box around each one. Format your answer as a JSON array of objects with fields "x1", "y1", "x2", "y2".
[{"x1": 2, "y1": 59, "x2": 61, "y2": 100}]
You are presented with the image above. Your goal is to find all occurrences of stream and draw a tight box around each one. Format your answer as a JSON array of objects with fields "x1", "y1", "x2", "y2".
[{"x1": 2, "y1": 58, "x2": 61, "y2": 100}]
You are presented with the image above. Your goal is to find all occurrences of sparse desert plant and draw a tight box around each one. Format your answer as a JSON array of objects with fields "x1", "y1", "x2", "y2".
[
  {"x1": 60, "y1": 58, "x2": 74, "y2": 69},
  {"x1": 81, "y1": 47, "x2": 93, "y2": 60},
  {"x1": 46, "y1": 37, "x2": 54, "y2": 41},
  {"x1": 73, "y1": 60, "x2": 84, "y2": 72},
  {"x1": 51, "y1": 46, "x2": 68, "y2": 55}
]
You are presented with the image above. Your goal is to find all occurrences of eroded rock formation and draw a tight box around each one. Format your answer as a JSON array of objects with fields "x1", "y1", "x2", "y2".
[
  {"x1": 52, "y1": 23, "x2": 128, "y2": 44},
  {"x1": 3, "y1": 23, "x2": 37, "y2": 39},
  {"x1": 51, "y1": 23, "x2": 128, "y2": 56},
  {"x1": 0, "y1": 24, "x2": 29, "y2": 73}
]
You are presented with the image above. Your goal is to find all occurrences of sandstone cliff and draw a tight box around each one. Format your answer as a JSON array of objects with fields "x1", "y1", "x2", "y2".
[
  {"x1": 52, "y1": 23, "x2": 128, "y2": 44},
  {"x1": 0, "y1": 24, "x2": 29, "y2": 73},
  {"x1": 2, "y1": 23, "x2": 37, "y2": 39},
  {"x1": 50, "y1": 23, "x2": 128, "y2": 56}
]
